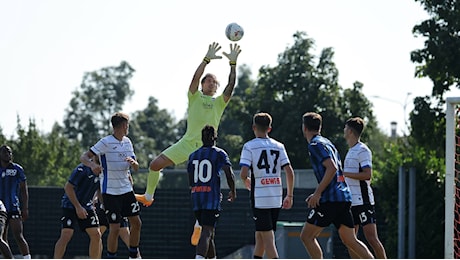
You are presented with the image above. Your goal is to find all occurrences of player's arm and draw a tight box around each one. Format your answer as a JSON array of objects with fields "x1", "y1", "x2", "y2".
[
  {"x1": 343, "y1": 167, "x2": 372, "y2": 180},
  {"x1": 126, "y1": 156, "x2": 139, "y2": 172},
  {"x1": 64, "y1": 181, "x2": 87, "y2": 219},
  {"x1": 80, "y1": 150, "x2": 102, "y2": 175},
  {"x1": 189, "y1": 42, "x2": 222, "y2": 94},
  {"x1": 222, "y1": 43, "x2": 242, "y2": 102},
  {"x1": 282, "y1": 164, "x2": 295, "y2": 209},
  {"x1": 19, "y1": 180, "x2": 29, "y2": 221},
  {"x1": 307, "y1": 158, "x2": 337, "y2": 208},
  {"x1": 223, "y1": 165, "x2": 236, "y2": 202},
  {"x1": 240, "y1": 165, "x2": 251, "y2": 190}
]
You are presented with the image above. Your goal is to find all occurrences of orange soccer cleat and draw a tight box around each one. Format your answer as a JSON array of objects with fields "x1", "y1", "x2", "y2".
[{"x1": 135, "y1": 194, "x2": 154, "y2": 207}]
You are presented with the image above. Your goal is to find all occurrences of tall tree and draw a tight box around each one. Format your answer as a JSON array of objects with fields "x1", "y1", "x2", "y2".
[
  {"x1": 411, "y1": 0, "x2": 460, "y2": 98},
  {"x1": 230, "y1": 32, "x2": 378, "y2": 168},
  {"x1": 63, "y1": 61, "x2": 135, "y2": 148},
  {"x1": 129, "y1": 96, "x2": 178, "y2": 169}
]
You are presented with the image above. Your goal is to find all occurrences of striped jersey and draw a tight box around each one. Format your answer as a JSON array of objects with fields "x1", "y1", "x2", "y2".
[
  {"x1": 90, "y1": 135, "x2": 136, "y2": 195},
  {"x1": 61, "y1": 164, "x2": 100, "y2": 210},
  {"x1": 0, "y1": 163, "x2": 26, "y2": 212},
  {"x1": 308, "y1": 135, "x2": 352, "y2": 203},
  {"x1": 343, "y1": 142, "x2": 374, "y2": 206},
  {"x1": 184, "y1": 91, "x2": 227, "y2": 145},
  {"x1": 239, "y1": 137, "x2": 290, "y2": 209},
  {"x1": 187, "y1": 146, "x2": 231, "y2": 211}
]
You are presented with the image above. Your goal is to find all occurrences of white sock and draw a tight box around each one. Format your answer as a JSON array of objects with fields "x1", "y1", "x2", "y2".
[
  {"x1": 23, "y1": 254, "x2": 31, "y2": 259},
  {"x1": 145, "y1": 193, "x2": 153, "y2": 201},
  {"x1": 195, "y1": 255, "x2": 205, "y2": 259}
]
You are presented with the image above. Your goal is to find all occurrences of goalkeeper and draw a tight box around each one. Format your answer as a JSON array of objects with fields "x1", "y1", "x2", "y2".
[{"x1": 135, "y1": 42, "x2": 241, "y2": 207}]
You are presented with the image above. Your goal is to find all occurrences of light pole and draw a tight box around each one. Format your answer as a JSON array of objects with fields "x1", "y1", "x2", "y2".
[{"x1": 370, "y1": 92, "x2": 412, "y2": 136}]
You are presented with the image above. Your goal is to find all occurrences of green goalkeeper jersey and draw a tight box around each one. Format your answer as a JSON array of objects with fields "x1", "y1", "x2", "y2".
[{"x1": 184, "y1": 90, "x2": 228, "y2": 143}]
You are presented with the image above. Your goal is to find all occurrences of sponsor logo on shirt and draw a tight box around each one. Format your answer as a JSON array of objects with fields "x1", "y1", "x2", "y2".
[
  {"x1": 191, "y1": 186, "x2": 212, "y2": 193},
  {"x1": 260, "y1": 177, "x2": 281, "y2": 185},
  {"x1": 2, "y1": 169, "x2": 17, "y2": 178}
]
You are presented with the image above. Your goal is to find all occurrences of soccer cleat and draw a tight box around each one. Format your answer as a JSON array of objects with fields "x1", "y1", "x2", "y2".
[
  {"x1": 135, "y1": 194, "x2": 154, "y2": 207},
  {"x1": 191, "y1": 223, "x2": 202, "y2": 246}
]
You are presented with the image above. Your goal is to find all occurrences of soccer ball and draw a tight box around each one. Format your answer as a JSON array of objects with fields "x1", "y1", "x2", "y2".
[{"x1": 225, "y1": 23, "x2": 244, "y2": 41}]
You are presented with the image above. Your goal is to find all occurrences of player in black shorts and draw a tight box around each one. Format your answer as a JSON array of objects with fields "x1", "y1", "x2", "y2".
[{"x1": 53, "y1": 162, "x2": 102, "y2": 258}]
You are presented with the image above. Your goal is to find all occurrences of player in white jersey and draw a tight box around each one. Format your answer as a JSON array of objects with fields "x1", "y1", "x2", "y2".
[
  {"x1": 239, "y1": 112, "x2": 295, "y2": 259},
  {"x1": 343, "y1": 117, "x2": 387, "y2": 259},
  {"x1": 80, "y1": 112, "x2": 142, "y2": 259}
]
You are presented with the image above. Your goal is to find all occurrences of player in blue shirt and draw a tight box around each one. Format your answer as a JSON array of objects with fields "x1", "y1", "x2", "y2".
[
  {"x1": 299, "y1": 113, "x2": 373, "y2": 259},
  {"x1": 0, "y1": 145, "x2": 30, "y2": 259},
  {"x1": 187, "y1": 125, "x2": 236, "y2": 259},
  {"x1": 53, "y1": 161, "x2": 102, "y2": 258}
]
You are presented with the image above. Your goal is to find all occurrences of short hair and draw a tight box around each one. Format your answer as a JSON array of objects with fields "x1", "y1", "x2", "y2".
[
  {"x1": 345, "y1": 117, "x2": 365, "y2": 136},
  {"x1": 200, "y1": 73, "x2": 220, "y2": 87},
  {"x1": 111, "y1": 112, "x2": 129, "y2": 128},
  {"x1": 202, "y1": 125, "x2": 217, "y2": 146},
  {"x1": 302, "y1": 112, "x2": 322, "y2": 131},
  {"x1": 253, "y1": 112, "x2": 272, "y2": 131}
]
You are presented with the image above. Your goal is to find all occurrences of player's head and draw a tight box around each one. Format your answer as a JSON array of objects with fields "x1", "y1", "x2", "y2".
[
  {"x1": 302, "y1": 112, "x2": 322, "y2": 133},
  {"x1": 202, "y1": 125, "x2": 217, "y2": 147},
  {"x1": 200, "y1": 73, "x2": 219, "y2": 96},
  {"x1": 344, "y1": 117, "x2": 364, "y2": 138},
  {"x1": 110, "y1": 112, "x2": 129, "y2": 129},
  {"x1": 0, "y1": 145, "x2": 13, "y2": 163},
  {"x1": 253, "y1": 112, "x2": 272, "y2": 132}
]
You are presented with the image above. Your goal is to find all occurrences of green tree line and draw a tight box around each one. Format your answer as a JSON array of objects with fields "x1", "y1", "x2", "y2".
[{"x1": 1, "y1": 1, "x2": 458, "y2": 256}]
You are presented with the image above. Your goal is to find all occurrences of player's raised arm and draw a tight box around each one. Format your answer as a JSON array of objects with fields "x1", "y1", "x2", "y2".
[
  {"x1": 222, "y1": 43, "x2": 241, "y2": 102},
  {"x1": 189, "y1": 42, "x2": 222, "y2": 94}
]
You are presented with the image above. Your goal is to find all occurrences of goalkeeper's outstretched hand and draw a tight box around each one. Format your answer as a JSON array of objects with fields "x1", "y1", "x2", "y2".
[
  {"x1": 223, "y1": 43, "x2": 242, "y2": 65},
  {"x1": 205, "y1": 42, "x2": 222, "y2": 61}
]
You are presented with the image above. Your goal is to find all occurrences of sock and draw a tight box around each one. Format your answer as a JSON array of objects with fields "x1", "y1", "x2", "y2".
[
  {"x1": 145, "y1": 169, "x2": 160, "y2": 198},
  {"x1": 107, "y1": 251, "x2": 118, "y2": 258},
  {"x1": 254, "y1": 255, "x2": 263, "y2": 259},
  {"x1": 23, "y1": 254, "x2": 31, "y2": 259},
  {"x1": 128, "y1": 246, "x2": 139, "y2": 258},
  {"x1": 195, "y1": 255, "x2": 205, "y2": 259}
]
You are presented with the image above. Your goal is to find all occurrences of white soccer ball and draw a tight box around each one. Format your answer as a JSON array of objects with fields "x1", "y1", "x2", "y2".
[{"x1": 225, "y1": 23, "x2": 244, "y2": 41}]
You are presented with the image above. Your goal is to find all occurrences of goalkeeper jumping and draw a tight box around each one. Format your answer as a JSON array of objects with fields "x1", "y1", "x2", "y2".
[{"x1": 135, "y1": 42, "x2": 241, "y2": 207}]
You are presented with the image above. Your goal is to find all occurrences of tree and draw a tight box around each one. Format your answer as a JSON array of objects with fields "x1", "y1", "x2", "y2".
[
  {"x1": 221, "y1": 32, "x2": 379, "y2": 168},
  {"x1": 411, "y1": 0, "x2": 460, "y2": 98},
  {"x1": 63, "y1": 61, "x2": 135, "y2": 148},
  {"x1": 129, "y1": 96, "x2": 179, "y2": 169},
  {"x1": 11, "y1": 120, "x2": 81, "y2": 186}
]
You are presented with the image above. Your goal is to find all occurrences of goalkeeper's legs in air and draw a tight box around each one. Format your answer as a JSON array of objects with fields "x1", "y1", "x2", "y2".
[{"x1": 135, "y1": 154, "x2": 174, "y2": 207}]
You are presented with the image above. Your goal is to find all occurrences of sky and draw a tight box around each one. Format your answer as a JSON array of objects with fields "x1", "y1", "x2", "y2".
[{"x1": 1, "y1": 0, "x2": 459, "y2": 138}]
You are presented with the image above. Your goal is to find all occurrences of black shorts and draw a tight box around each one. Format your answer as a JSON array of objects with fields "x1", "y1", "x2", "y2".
[
  {"x1": 60, "y1": 207, "x2": 100, "y2": 232},
  {"x1": 102, "y1": 191, "x2": 140, "y2": 224},
  {"x1": 252, "y1": 208, "x2": 281, "y2": 232},
  {"x1": 7, "y1": 211, "x2": 22, "y2": 220},
  {"x1": 194, "y1": 210, "x2": 220, "y2": 228},
  {"x1": 351, "y1": 204, "x2": 377, "y2": 226},
  {"x1": 306, "y1": 201, "x2": 354, "y2": 229},
  {"x1": 97, "y1": 207, "x2": 129, "y2": 228}
]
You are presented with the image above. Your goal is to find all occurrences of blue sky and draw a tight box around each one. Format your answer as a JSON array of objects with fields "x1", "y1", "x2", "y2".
[{"x1": 1, "y1": 0, "x2": 457, "y2": 137}]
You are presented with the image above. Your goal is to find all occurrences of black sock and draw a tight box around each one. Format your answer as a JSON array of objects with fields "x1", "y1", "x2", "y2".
[
  {"x1": 129, "y1": 246, "x2": 139, "y2": 258},
  {"x1": 254, "y1": 255, "x2": 263, "y2": 259},
  {"x1": 107, "y1": 251, "x2": 117, "y2": 258}
]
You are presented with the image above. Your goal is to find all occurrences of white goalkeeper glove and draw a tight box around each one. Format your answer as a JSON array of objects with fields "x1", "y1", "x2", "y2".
[
  {"x1": 203, "y1": 42, "x2": 222, "y2": 64},
  {"x1": 223, "y1": 43, "x2": 242, "y2": 66}
]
